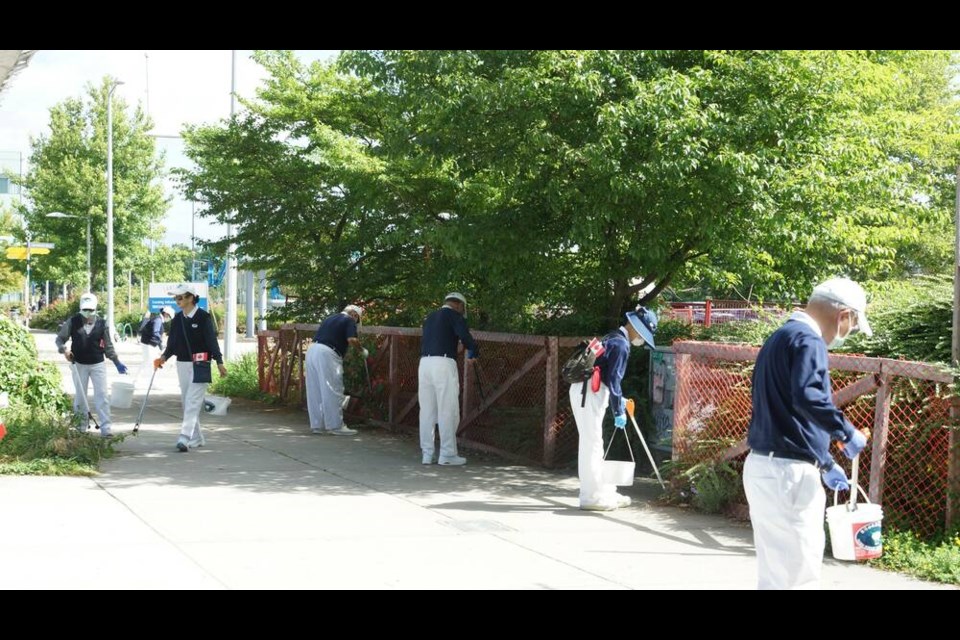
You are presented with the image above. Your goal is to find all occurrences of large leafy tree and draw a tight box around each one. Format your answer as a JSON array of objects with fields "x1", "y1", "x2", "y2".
[
  {"x1": 0, "y1": 208, "x2": 24, "y2": 294},
  {"x1": 15, "y1": 78, "x2": 168, "y2": 292},
  {"x1": 179, "y1": 51, "x2": 959, "y2": 332}
]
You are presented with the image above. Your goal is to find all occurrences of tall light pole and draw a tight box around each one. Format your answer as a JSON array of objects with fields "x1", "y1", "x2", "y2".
[
  {"x1": 106, "y1": 79, "x2": 124, "y2": 337},
  {"x1": 46, "y1": 212, "x2": 91, "y2": 292},
  {"x1": 224, "y1": 51, "x2": 238, "y2": 360}
]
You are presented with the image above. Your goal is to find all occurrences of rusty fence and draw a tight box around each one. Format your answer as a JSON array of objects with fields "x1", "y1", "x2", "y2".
[
  {"x1": 662, "y1": 300, "x2": 788, "y2": 327},
  {"x1": 257, "y1": 324, "x2": 592, "y2": 467},
  {"x1": 671, "y1": 341, "x2": 960, "y2": 537}
]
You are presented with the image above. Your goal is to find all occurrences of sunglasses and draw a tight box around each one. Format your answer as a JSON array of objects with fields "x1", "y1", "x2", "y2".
[{"x1": 174, "y1": 294, "x2": 190, "y2": 301}]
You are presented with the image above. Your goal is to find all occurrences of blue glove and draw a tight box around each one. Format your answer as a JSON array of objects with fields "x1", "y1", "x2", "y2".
[
  {"x1": 466, "y1": 350, "x2": 476, "y2": 359},
  {"x1": 842, "y1": 429, "x2": 868, "y2": 459},
  {"x1": 821, "y1": 463, "x2": 850, "y2": 491},
  {"x1": 614, "y1": 414, "x2": 627, "y2": 429},
  {"x1": 115, "y1": 361, "x2": 128, "y2": 375}
]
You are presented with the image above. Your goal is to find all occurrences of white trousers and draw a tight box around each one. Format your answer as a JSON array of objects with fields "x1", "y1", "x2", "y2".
[
  {"x1": 418, "y1": 356, "x2": 460, "y2": 458},
  {"x1": 176, "y1": 360, "x2": 208, "y2": 440},
  {"x1": 74, "y1": 361, "x2": 111, "y2": 434},
  {"x1": 743, "y1": 451, "x2": 826, "y2": 590},
  {"x1": 305, "y1": 343, "x2": 346, "y2": 432},
  {"x1": 570, "y1": 382, "x2": 619, "y2": 507}
]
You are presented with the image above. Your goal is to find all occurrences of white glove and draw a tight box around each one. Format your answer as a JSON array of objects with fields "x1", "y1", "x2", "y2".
[{"x1": 361, "y1": 347, "x2": 370, "y2": 359}]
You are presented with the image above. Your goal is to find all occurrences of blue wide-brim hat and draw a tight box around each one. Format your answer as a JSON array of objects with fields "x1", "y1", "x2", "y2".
[{"x1": 625, "y1": 307, "x2": 658, "y2": 348}]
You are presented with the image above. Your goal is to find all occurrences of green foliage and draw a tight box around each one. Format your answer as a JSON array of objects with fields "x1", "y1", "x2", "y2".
[
  {"x1": 0, "y1": 406, "x2": 122, "y2": 474},
  {"x1": 179, "y1": 51, "x2": 959, "y2": 332},
  {"x1": 14, "y1": 77, "x2": 168, "y2": 290},
  {"x1": 872, "y1": 529, "x2": 960, "y2": 585},
  {"x1": 0, "y1": 208, "x2": 24, "y2": 294},
  {"x1": 681, "y1": 459, "x2": 745, "y2": 514},
  {"x1": 209, "y1": 353, "x2": 276, "y2": 403},
  {"x1": 30, "y1": 298, "x2": 76, "y2": 331},
  {"x1": 843, "y1": 276, "x2": 953, "y2": 363}
]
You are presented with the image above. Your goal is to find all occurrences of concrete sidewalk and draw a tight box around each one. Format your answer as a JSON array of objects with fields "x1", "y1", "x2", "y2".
[{"x1": 0, "y1": 330, "x2": 952, "y2": 589}]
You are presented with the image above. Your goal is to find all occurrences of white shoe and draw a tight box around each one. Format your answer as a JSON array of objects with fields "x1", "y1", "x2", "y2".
[
  {"x1": 422, "y1": 453, "x2": 434, "y2": 465},
  {"x1": 188, "y1": 434, "x2": 205, "y2": 448},
  {"x1": 329, "y1": 427, "x2": 358, "y2": 436},
  {"x1": 579, "y1": 501, "x2": 618, "y2": 512},
  {"x1": 438, "y1": 455, "x2": 466, "y2": 466},
  {"x1": 615, "y1": 494, "x2": 631, "y2": 508}
]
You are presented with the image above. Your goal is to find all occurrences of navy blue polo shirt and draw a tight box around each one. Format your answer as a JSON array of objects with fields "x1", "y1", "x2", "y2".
[
  {"x1": 421, "y1": 306, "x2": 477, "y2": 358},
  {"x1": 313, "y1": 312, "x2": 358, "y2": 358}
]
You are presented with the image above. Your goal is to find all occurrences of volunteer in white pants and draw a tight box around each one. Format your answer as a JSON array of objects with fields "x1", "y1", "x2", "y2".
[
  {"x1": 136, "y1": 306, "x2": 174, "y2": 388},
  {"x1": 418, "y1": 292, "x2": 478, "y2": 466},
  {"x1": 305, "y1": 305, "x2": 366, "y2": 435},
  {"x1": 570, "y1": 308, "x2": 657, "y2": 511},
  {"x1": 55, "y1": 293, "x2": 128, "y2": 437},
  {"x1": 156, "y1": 284, "x2": 227, "y2": 452},
  {"x1": 744, "y1": 278, "x2": 872, "y2": 589}
]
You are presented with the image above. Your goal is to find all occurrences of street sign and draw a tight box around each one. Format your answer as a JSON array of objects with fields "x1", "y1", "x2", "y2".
[{"x1": 5, "y1": 247, "x2": 52, "y2": 259}]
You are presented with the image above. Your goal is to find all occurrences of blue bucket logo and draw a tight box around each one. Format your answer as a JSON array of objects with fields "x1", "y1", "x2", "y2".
[{"x1": 854, "y1": 522, "x2": 882, "y2": 557}]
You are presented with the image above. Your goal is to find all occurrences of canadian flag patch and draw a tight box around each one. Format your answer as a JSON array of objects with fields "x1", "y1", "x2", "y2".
[{"x1": 587, "y1": 337, "x2": 605, "y2": 358}]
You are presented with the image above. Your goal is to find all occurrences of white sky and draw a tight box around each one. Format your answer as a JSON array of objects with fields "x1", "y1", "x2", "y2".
[{"x1": 0, "y1": 50, "x2": 338, "y2": 246}]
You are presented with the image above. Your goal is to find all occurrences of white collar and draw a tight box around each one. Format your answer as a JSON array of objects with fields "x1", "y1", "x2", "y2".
[
  {"x1": 619, "y1": 326, "x2": 629, "y2": 339},
  {"x1": 788, "y1": 310, "x2": 822, "y2": 337},
  {"x1": 184, "y1": 307, "x2": 198, "y2": 319}
]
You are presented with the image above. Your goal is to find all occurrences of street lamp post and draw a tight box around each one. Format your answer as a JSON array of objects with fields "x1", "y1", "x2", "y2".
[
  {"x1": 106, "y1": 79, "x2": 124, "y2": 337},
  {"x1": 46, "y1": 212, "x2": 91, "y2": 292}
]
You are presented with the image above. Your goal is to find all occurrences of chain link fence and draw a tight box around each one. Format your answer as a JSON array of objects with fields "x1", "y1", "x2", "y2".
[
  {"x1": 672, "y1": 341, "x2": 959, "y2": 538},
  {"x1": 258, "y1": 325, "x2": 589, "y2": 467}
]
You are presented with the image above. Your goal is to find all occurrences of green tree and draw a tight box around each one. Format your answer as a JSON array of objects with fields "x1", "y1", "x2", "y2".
[
  {"x1": 14, "y1": 78, "x2": 168, "y2": 291},
  {"x1": 179, "y1": 51, "x2": 960, "y2": 332},
  {"x1": 0, "y1": 208, "x2": 24, "y2": 294}
]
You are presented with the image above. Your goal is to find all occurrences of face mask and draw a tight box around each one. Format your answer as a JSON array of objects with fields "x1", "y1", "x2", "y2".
[
  {"x1": 827, "y1": 311, "x2": 853, "y2": 349},
  {"x1": 631, "y1": 337, "x2": 645, "y2": 347},
  {"x1": 80, "y1": 309, "x2": 95, "y2": 319}
]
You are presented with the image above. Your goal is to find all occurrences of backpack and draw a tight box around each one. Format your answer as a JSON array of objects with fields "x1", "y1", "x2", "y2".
[
  {"x1": 139, "y1": 317, "x2": 155, "y2": 344},
  {"x1": 562, "y1": 337, "x2": 606, "y2": 385}
]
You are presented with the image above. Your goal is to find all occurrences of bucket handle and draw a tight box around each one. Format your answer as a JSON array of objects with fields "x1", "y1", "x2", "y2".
[
  {"x1": 833, "y1": 483, "x2": 870, "y2": 511},
  {"x1": 604, "y1": 423, "x2": 635, "y2": 462}
]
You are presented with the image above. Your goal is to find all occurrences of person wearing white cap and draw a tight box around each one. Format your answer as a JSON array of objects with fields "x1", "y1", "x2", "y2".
[
  {"x1": 155, "y1": 284, "x2": 227, "y2": 452},
  {"x1": 305, "y1": 305, "x2": 367, "y2": 436},
  {"x1": 743, "y1": 276, "x2": 872, "y2": 589},
  {"x1": 54, "y1": 293, "x2": 128, "y2": 437},
  {"x1": 417, "y1": 292, "x2": 478, "y2": 465},
  {"x1": 570, "y1": 306, "x2": 657, "y2": 510},
  {"x1": 135, "y1": 306, "x2": 175, "y2": 388}
]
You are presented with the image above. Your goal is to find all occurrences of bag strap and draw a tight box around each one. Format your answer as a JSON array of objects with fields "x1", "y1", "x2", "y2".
[{"x1": 179, "y1": 314, "x2": 194, "y2": 358}]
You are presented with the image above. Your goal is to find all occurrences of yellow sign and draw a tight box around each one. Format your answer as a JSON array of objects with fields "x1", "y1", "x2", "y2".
[{"x1": 5, "y1": 247, "x2": 51, "y2": 260}]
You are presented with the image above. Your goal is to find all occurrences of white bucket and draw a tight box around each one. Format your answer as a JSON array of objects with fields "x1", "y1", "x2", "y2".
[
  {"x1": 601, "y1": 460, "x2": 636, "y2": 486},
  {"x1": 204, "y1": 395, "x2": 231, "y2": 416},
  {"x1": 110, "y1": 380, "x2": 135, "y2": 409},
  {"x1": 826, "y1": 500, "x2": 883, "y2": 561}
]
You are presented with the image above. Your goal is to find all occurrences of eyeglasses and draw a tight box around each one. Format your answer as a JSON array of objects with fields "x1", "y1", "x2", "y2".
[
  {"x1": 174, "y1": 295, "x2": 187, "y2": 301},
  {"x1": 844, "y1": 308, "x2": 860, "y2": 334}
]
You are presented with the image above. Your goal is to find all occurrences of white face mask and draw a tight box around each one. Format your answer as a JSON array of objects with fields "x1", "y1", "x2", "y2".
[
  {"x1": 631, "y1": 337, "x2": 645, "y2": 347},
  {"x1": 80, "y1": 309, "x2": 95, "y2": 319},
  {"x1": 828, "y1": 310, "x2": 854, "y2": 350}
]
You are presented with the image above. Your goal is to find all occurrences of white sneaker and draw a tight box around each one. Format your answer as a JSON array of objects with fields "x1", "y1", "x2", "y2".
[
  {"x1": 579, "y1": 501, "x2": 618, "y2": 512},
  {"x1": 188, "y1": 434, "x2": 205, "y2": 448},
  {"x1": 329, "y1": 427, "x2": 358, "y2": 436},
  {"x1": 422, "y1": 453, "x2": 434, "y2": 465},
  {"x1": 615, "y1": 494, "x2": 631, "y2": 508},
  {"x1": 438, "y1": 455, "x2": 466, "y2": 466}
]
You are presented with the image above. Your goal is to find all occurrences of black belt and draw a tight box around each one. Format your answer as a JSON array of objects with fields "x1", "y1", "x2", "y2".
[
  {"x1": 751, "y1": 449, "x2": 819, "y2": 468},
  {"x1": 422, "y1": 353, "x2": 454, "y2": 359}
]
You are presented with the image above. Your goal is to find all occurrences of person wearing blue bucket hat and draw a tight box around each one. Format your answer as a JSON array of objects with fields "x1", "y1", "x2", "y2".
[
  {"x1": 571, "y1": 305, "x2": 657, "y2": 511},
  {"x1": 743, "y1": 277, "x2": 872, "y2": 589}
]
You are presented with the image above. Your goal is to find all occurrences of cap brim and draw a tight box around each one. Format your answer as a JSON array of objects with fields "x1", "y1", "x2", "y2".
[
  {"x1": 857, "y1": 311, "x2": 872, "y2": 337},
  {"x1": 627, "y1": 314, "x2": 656, "y2": 349}
]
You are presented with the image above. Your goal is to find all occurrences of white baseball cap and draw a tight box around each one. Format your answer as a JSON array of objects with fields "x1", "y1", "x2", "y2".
[
  {"x1": 811, "y1": 277, "x2": 872, "y2": 336},
  {"x1": 161, "y1": 305, "x2": 176, "y2": 318},
  {"x1": 79, "y1": 293, "x2": 98, "y2": 311},
  {"x1": 168, "y1": 283, "x2": 199, "y2": 297},
  {"x1": 343, "y1": 304, "x2": 363, "y2": 319}
]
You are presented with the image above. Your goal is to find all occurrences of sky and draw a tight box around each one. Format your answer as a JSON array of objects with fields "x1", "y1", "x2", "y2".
[{"x1": 0, "y1": 50, "x2": 338, "y2": 246}]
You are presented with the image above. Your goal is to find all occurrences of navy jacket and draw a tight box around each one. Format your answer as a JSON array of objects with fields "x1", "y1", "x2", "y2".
[
  {"x1": 595, "y1": 328, "x2": 630, "y2": 417},
  {"x1": 421, "y1": 306, "x2": 477, "y2": 358},
  {"x1": 313, "y1": 313, "x2": 358, "y2": 358},
  {"x1": 747, "y1": 314, "x2": 855, "y2": 469}
]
